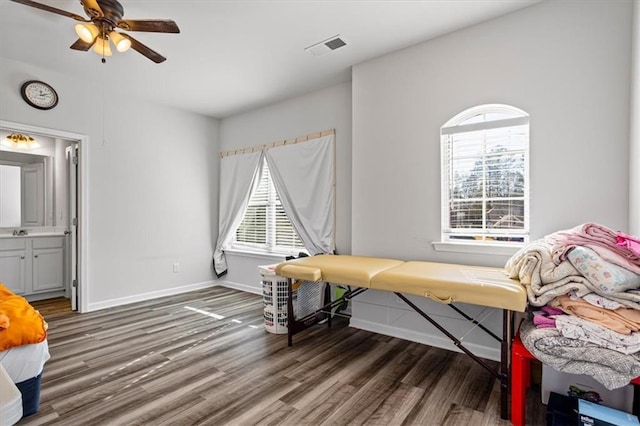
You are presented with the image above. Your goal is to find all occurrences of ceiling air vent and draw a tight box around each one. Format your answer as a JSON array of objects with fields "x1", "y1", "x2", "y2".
[{"x1": 305, "y1": 35, "x2": 347, "y2": 57}]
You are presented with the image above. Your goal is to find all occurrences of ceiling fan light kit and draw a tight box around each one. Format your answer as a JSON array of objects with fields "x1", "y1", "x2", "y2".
[
  {"x1": 92, "y1": 36, "x2": 112, "y2": 57},
  {"x1": 74, "y1": 24, "x2": 130, "y2": 54},
  {"x1": 75, "y1": 23, "x2": 99, "y2": 43},
  {"x1": 12, "y1": 0, "x2": 180, "y2": 63},
  {"x1": 109, "y1": 31, "x2": 131, "y2": 52}
]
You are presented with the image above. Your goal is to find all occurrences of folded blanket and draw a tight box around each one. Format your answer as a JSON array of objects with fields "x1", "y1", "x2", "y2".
[
  {"x1": 600, "y1": 290, "x2": 640, "y2": 310},
  {"x1": 618, "y1": 232, "x2": 640, "y2": 257},
  {"x1": 520, "y1": 319, "x2": 640, "y2": 390},
  {"x1": 580, "y1": 292, "x2": 640, "y2": 311},
  {"x1": 555, "y1": 314, "x2": 640, "y2": 355},
  {"x1": 559, "y1": 245, "x2": 640, "y2": 276},
  {"x1": 568, "y1": 246, "x2": 640, "y2": 294},
  {"x1": 505, "y1": 237, "x2": 592, "y2": 306},
  {"x1": 554, "y1": 295, "x2": 640, "y2": 335},
  {"x1": 582, "y1": 293, "x2": 626, "y2": 310},
  {"x1": 551, "y1": 223, "x2": 640, "y2": 270},
  {"x1": 0, "y1": 283, "x2": 48, "y2": 351},
  {"x1": 533, "y1": 311, "x2": 557, "y2": 329}
]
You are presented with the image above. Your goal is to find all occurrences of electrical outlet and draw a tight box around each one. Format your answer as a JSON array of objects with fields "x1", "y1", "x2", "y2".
[{"x1": 173, "y1": 262, "x2": 180, "y2": 273}]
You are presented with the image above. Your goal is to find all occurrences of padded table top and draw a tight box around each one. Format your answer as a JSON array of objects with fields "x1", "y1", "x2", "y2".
[
  {"x1": 371, "y1": 261, "x2": 526, "y2": 312},
  {"x1": 275, "y1": 255, "x2": 403, "y2": 288},
  {"x1": 275, "y1": 255, "x2": 526, "y2": 312}
]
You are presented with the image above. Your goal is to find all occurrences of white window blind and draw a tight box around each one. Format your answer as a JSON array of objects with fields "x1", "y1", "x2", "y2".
[
  {"x1": 234, "y1": 160, "x2": 305, "y2": 252},
  {"x1": 441, "y1": 105, "x2": 529, "y2": 244}
]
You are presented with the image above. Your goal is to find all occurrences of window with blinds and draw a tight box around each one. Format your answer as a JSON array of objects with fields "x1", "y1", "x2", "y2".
[
  {"x1": 234, "y1": 160, "x2": 306, "y2": 253},
  {"x1": 440, "y1": 105, "x2": 530, "y2": 244}
]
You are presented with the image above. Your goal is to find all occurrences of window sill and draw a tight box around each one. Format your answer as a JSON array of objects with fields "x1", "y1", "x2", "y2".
[
  {"x1": 223, "y1": 247, "x2": 293, "y2": 261},
  {"x1": 432, "y1": 241, "x2": 522, "y2": 256}
]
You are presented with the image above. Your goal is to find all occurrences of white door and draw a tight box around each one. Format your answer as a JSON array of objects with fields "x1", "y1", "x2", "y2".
[
  {"x1": 66, "y1": 145, "x2": 78, "y2": 311},
  {"x1": 21, "y1": 163, "x2": 44, "y2": 226}
]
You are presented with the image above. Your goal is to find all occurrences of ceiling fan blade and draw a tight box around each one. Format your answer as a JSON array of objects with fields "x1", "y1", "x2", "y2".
[
  {"x1": 117, "y1": 19, "x2": 180, "y2": 34},
  {"x1": 10, "y1": 0, "x2": 88, "y2": 22},
  {"x1": 70, "y1": 38, "x2": 94, "y2": 51},
  {"x1": 122, "y1": 34, "x2": 167, "y2": 63},
  {"x1": 79, "y1": 0, "x2": 103, "y2": 19}
]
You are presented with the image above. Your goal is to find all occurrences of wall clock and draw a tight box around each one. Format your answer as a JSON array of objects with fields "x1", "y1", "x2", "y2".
[{"x1": 20, "y1": 80, "x2": 59, "y2": 110}]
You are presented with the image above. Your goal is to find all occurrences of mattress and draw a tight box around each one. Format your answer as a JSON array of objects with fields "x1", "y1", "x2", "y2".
[
  {"x1": 0, "y1": 339, "x2": 49, "y2": 419},
  {"x1": 0, "y1": 339, "x2": 50, "y2": 383}
]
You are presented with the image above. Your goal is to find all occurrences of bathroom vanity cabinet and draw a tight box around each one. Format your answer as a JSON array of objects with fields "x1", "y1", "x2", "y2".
[{"x1": 0, "y1": 235, "x2": 65, "y2": 298}]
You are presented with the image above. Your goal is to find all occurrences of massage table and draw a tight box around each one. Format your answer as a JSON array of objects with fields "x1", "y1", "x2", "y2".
[{"x1": 275, "y1": 254, "x2": 527, "y2": 420}]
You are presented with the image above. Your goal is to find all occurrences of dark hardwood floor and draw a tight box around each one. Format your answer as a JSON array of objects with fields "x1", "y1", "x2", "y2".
[
  {"x1": 29, "y1": 297, "x2": 72, "y2": 317},
  {"x1": 26, "y1": 287, "x2": 546, "y2": 425}
]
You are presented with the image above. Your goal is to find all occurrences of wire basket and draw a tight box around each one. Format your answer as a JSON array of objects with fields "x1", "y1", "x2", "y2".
[{"x1": 259, "y1": 264, "x2": 322, "y2": 334}]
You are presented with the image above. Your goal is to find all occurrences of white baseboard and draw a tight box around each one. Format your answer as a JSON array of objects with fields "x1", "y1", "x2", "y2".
[
  {"x1": 217, "y1": 279, "x2": 262, "y2": 295},
  {"x1": 349, "y1": 317, "x2": 500, "y2": 362},
  {"x1": 87, "y1": 280, "x2": 217, "y2": 312}
]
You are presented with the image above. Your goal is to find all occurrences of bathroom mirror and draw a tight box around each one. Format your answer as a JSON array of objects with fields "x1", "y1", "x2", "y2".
[{"x1": 0, "y1": 130, "x2": 71, "y2": 229}]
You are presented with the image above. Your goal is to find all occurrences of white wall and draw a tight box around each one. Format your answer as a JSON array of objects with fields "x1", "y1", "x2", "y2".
[
  {"x1": 631, "y1": 0, "x2": 640, "y2": 236},
  {"x1": 218, "y1": 82, "x2": 352, "y2": 293},
  {"x1": 0, "y1": 57, "x2": 220, "y2": 310},
  {"x1": 351, "y1": 0, "x2": 633, "y2": 360}
]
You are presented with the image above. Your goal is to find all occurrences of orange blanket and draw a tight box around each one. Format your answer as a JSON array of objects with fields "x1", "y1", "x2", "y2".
[
  {"x1": 555, "y1": 295, "x2": 640, "y2": 335},
  {"x1": 0, "y1": 283, "x2": 48, "y2": 351}
]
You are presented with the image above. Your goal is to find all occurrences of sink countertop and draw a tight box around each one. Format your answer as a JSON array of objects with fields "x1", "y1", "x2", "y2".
[{"x1": 0, "y1": 231, "x2": 66, "y2": 239}]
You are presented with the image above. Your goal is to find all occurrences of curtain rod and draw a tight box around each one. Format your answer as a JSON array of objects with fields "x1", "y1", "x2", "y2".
[{"x1": 219, "y1": 129, "x2": 335, "y2": 158}]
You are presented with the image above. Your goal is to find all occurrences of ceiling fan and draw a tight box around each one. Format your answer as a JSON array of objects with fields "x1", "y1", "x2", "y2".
[{"x1": 11, "y1": 0, "x2": 180, "y2": 63}]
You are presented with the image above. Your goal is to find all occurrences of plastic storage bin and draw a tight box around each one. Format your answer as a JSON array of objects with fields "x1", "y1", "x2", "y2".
[
  {"x1": 259, "y1": 264, "x2": 322, "y2": 334},
  {"x1": 541, "y1": 364, "x2": 634, "y2": 413}
]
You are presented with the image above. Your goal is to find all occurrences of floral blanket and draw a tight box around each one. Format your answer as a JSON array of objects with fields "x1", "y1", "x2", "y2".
[{"x1": 520, "y1": 319, "x2": 640, "y2": 390}]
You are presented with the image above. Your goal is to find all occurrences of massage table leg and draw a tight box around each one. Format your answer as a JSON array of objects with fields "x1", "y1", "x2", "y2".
[
  {"x1": 394, "y1": 293, "x2": 500, "y2": 375},
  {"x1": 286, "y1": 278, "x2": 367, "y2": 347},
  {"x1": 287, "y1": 278, "x2": 294, "y2": 347},
  {"x1": 450, "y1": 304, "x2": 502, "y2": 342},
  {"x1": 393, "y1": 293, "x2": 511, "y2": 420},
  {"x1": 325, "y1": 282, "x2": 332, "y2": 328},
  {"x1": 284, "y1": 278, "x2": 513, "y2": 420}
]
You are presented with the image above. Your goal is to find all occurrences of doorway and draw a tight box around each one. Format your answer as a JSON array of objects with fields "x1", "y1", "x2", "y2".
[{"x1": 0, "y1": 120, "x2": 88, "y2": 312}]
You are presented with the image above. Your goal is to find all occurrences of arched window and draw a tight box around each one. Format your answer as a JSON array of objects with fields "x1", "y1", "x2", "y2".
[{"x1": 440, "y1": 104, "x2": 529, "y2": 244}]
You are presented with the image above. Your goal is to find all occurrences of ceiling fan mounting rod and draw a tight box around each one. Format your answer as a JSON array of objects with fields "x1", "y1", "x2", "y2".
[
  {"x1": 95, "y1": 19, "x2": 114, "y2": 37},
  {"x1": 85, "y1": 0, "x2": 123, "y2": 29}
]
